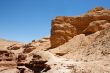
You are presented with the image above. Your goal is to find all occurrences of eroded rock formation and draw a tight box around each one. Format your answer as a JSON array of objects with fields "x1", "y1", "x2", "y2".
[
  {"x1": 50, "y1": 7, "x2": 110, "y2": 48},
  {"x1": 0, "y1": 7, "x2": 110, "y2": 73},
  {"x1": 0, "y1": 50, "x2": 16, "y2": 62}
]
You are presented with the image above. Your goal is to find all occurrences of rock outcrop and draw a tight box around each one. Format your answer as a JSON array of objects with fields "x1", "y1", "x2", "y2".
[
  {"x1": 7, "y1": 43, "x2": 23, "y2": 50},
  {"x1": 17, "y1": 51, "x2": 51, "y2": 73},
  {"x1": 0, "y1": 50, "x2": 16, "y2": 61},
  {"x1": 50, "y1": 7, "x2": 110, "y2": 48},
  {"x1": 23, "y1": 37, "x2": 50, "y2": 53}
]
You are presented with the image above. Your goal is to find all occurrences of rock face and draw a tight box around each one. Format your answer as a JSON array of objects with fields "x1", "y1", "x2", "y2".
[
  {"x1": 51, "y1": 23, "x2": 77, "y2": 48},
  {"x1": 50, "y1": 7, "x2": 110, "y2": 48}
]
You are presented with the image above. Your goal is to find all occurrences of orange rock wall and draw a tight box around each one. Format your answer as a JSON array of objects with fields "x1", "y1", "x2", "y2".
[{"x1": 50, "y1": 16, "x2": 110, "y2": 48}]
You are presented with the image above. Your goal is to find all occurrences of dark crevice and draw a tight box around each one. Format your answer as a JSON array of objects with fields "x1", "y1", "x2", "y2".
[{"x1": 17, "y1": 60, "x2": 51, "y2": 73}]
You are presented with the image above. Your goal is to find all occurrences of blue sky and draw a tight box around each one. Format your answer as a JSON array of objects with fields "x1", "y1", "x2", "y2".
[{"x1": 0, "y1": 0, "x2": 110, "y2": 42}]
